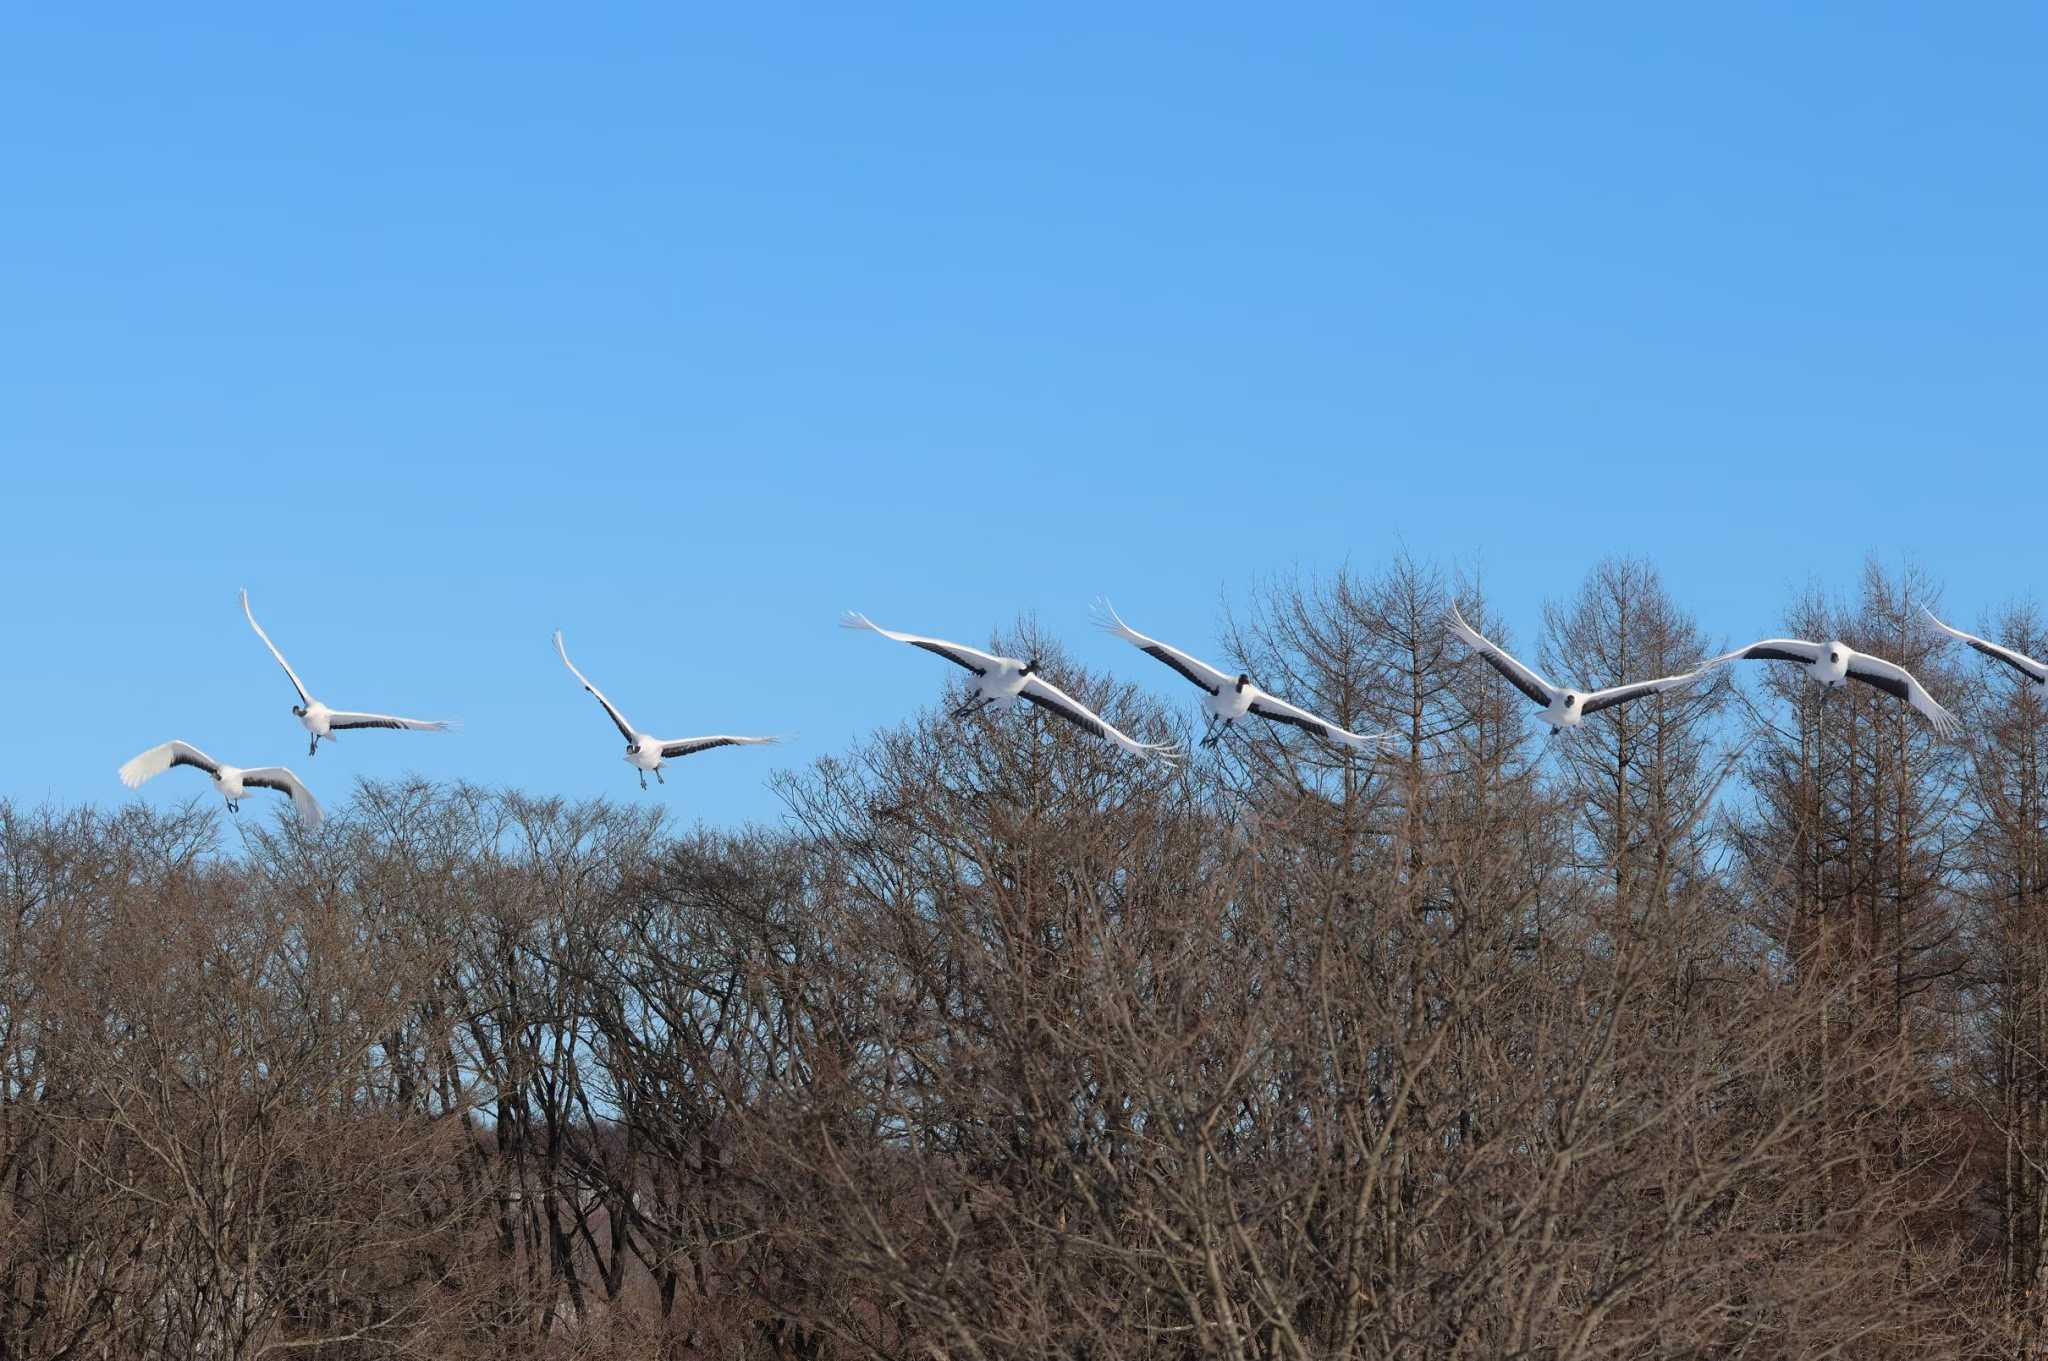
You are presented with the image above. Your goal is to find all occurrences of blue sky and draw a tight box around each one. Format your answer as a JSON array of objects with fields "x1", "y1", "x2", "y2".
[{"x1": 4, "y1": 5, "x2": 2042, "y2": 825}]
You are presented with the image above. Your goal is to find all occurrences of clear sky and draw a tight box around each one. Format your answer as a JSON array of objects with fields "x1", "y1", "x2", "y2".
[{"x1": 4, "y1": 5, "x2": 2042, "y2": 827}]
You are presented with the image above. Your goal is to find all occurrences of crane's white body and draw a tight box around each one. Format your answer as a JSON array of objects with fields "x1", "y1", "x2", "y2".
[
  {"x1": 966, "y1": 657, "x2": 1033, "y2": 710},
  {"x1": 295, "y1": 700, "x2": 343, "y2": 742},
  {"x1": 1800, "y1": 643, "x2": 1851, "y2": 687},
  {"x1": 1205, "y1": 681, "x2": 1256, "y2": 726}
]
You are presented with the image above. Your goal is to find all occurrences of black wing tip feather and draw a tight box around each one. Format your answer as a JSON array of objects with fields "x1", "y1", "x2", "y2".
[
  {"x1": 1843, "y1": 667, "x2": 1961, "y2": 735},
  {"x1": 1843, "y1": 668, "x2": 1910, "y2": 703},
  {"x1": 910, "y1": 639, "x2": 984, "y2": 675},
  {"x1": 1023, "y1": 689, "x2": 1107, "y2": 740},
  {"x1": 1447, "y1": 612, "x2": 1551, "y2": 706},
  {"x1": 1248, "y1": 703, "x2": 1328, "y2": 739},
  {"x1": 660, "y1": 737, "x2": 745, "y2": 759},
  {"x1": 576, "y1": 686, "x2": 634, "y2": 741},
  {"x1": 1476, "y1": 651, "x2": 1550, "y2": 708},
  {"x1": 1962, "y1": 636, "x2": 2047, "y2": 682},
  {"x1": 1143, "y1": 645, "x2": 1220, "y2": 695},
  {"x1": 1578, "y1": 682, "x2": 1662, "y2": 717}
]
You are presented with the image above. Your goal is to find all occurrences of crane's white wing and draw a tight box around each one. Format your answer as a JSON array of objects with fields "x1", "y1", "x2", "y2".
[
  {"x1": 118, "y1": 740, "x2": 220, "y2": 787},
  {"x1": 1447, "y1": 604, "x2": 1559, "y2": 708},
  {"x1": 1017, "y1": 674, "x2": 1180, "y2": 762},
  {"x1": 1092, "y1": 598, "x2": 1233, "y2": 695},
  {"x1": 1578, "y1": 670, "x2": 1712, "y2": 717},
  {"x1": 324, "y1": 710, "x2": 457, "y2": 733},
  {"x1": 239, "y1": 767, "x2": 324, "y2": 828},
  {"x1": 841, "y1": 612, "x2": 1008, "y2": 675},
  {"x1": 1924, "y1": 608, "x2": 2048, "y2": 685},
  {"x1": 1245, "y1": 689, "x2": 1390, "y2": 750},
  {"x1": 240, "y1": 589, "x2": 314, "y2": 707},
  {"x1": 1705, "y1": 638, "x2": 1824, "y2": 668},
  {"x1": 1843, "y1": 653, "x2": 1960, "y2": 737},
  {"x1": 554, "y1": 631, "x2": 638, "y2": 742},
  {"x1": 657, "y1": 734, "x2": 781, "y2": 760}
]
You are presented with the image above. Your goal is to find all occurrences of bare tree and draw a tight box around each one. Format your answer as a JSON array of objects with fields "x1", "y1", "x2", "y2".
[
  {"x1": 0, "y1": 559, "x2": 2017, "y2": 1359},
  {"x1": 1539, "y1": 556, "x2": 1730, "y2": 907}
]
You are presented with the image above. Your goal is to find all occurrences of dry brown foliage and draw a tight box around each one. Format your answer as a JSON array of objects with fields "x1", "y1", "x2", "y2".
[{"x1": 0, "y1": 558, "x2": 2030, "y2": 1358}]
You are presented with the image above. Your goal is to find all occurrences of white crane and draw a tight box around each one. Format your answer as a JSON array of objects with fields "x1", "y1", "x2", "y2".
[
  {"x1": 1448, "y1": 604, "x2": 1717, "y2": 735},
  {"x1": 241, "y1": 589, "x2": 455, "y2": 757},
  {"x1": 117, "y1": 741, "x2": 323, "y2": 827},
  {"x1": 843, "y1": 611, "x2": 1178, "y2": 761},
  {"x1": 554, "y1": 631, "x2": 780, "y2": 789},
  {"x1": 1707, "y1": 635, "x2": 1958, "y2": 735},
  {"x1": 1094, "y1": 598, "x2": 1388, "y2": 751}
]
